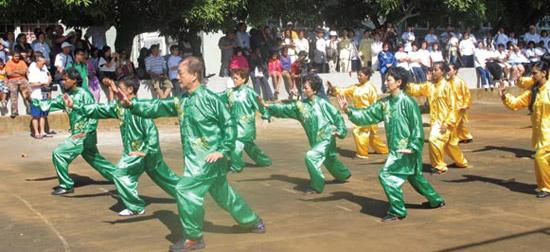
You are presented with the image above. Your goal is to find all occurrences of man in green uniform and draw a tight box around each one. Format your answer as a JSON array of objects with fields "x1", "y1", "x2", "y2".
[
  {"x1": 42, "y1": 67, "x2": 116, "y2": 195},
  {"x1": 117, "y1": 57, "x2": 264, "y2": 252},
  {"x1": 218, "y1": 68, "x2": 271, "y2": 172},
  {"x1": 264, "y1": 73, "x2": 351, "y2": 194},
  {"x1": 66, "y1": 77, "x2": 181, "y2": 216},
  {"x1": 337, "y1": 67, "x2": 445, "y2": 222}
]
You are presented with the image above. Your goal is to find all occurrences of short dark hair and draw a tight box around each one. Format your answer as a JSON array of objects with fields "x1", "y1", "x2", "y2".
[
  {"x1": 386, "y1": 67, "x2": 411, "y2": 89},
  {"x1": 180, "y1": 56, "x2": 204, "y2": 82},
  {"x1": 432, "y1": 61, "x2": 449, "y2": 73},
  {"x1": 357, "y1": 67, "x2": 373, "y2": 78},
  {"x1": 64, "y1": 67, "x2": 83, "y2": 86},
  {"x1": 119, "y1": 77, "x2": 139, "y2": 95},
  {"x1": 231, "y1": 68, "x2": 249, "y2": 83},
  {"x1": 74, "y1": 48, "x2": 87, "y2": 55},
  {"x1": 170, "y1": 44, "x2": 178, "y2": 52},
  {"x1": 303, "y1": 73, "x2": 323, "y2": 93},
  {"x1": 448, "y1": 62, "x2": 460, "y2": 71}
]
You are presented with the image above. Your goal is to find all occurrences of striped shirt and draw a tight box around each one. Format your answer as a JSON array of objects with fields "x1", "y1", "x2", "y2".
[{"x1": 145, "y1": 55, "x2": 166, "y2": 74}]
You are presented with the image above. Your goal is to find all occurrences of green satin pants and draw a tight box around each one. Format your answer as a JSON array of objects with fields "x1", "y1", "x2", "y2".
[
  {"x1": 305, "y1": 139, "x2": 351, "y2": 193},
  {"x1": 175, "y1": 174, "x2": 260, "y2": 240},
  {"x1": 230, "y1": 140, "x2": 272, "y2": 172},
  {"x1": 379, "y1": 170, "x2": 444, "y2": 217},
  {"x1": 52, "y1": 131, "x2": 116, "y2": 189},
  {"x1": 112, "y1": 154, "x2": 181, "y2": 213}
]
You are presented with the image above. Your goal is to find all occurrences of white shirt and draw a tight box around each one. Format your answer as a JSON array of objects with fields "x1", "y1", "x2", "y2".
[
  {"x1": 98, "y1": 57, "x2": 116, "y2": 72},
  {"x1": 394, "y1": 51, "x2": 409, "y2": 70},
  {"x1": 430, "y1": 50, "x2": 444, "y2": 64},
  {"x1": 28, "y1": 62, "x2": 50, "y2": 99},
  {"x1": 54, "y1": 53, "x2": 73, "y2": 69},
  {"x1": 459, "y1": 39, "x2": 475, "y2": 56},
  {"x1": 295, "y1": 38, "x2": 309, "y2": 55},
  {"x1": 167, "y1": 55, "x2": 182, "y2": 80},
  {"x1": 371, "y1": 41, "x2": 383, "y2": 57},
  {"x1": 315, "y1": 37, "x2": 326, "y2": 53},
  {"x1": 417, "y1": 49, "x2": 431, "y2": 67},
  {"x1": 408, "y1": 50, "x2": 421, "y2": 68},
  {"x1": 401, "y1": 32, "x2": 415, "y2": 52},
  {"x1": 424, "y1": 34, "x2": 438, "y2": 44},
  {"x1": 236, "y1": 31, "x2": 250, "y2": 49},
  {"x1": 525, "y1": 48, "x2": 540, "y2": 62},
  {"x1": 508, "y1": 50, "x2": 529, "y2": 64},
  {"x1": 474, "y1": 48, "x2": 488, "y2": 68},
  {"x1": 523, "y1": 32, "x2": 540, "y2": 43}
]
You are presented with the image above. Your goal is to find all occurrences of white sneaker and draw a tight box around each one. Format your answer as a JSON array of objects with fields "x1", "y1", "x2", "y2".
[{"x1": 118, "y1": 209, "x2": 145, "y2": 216}]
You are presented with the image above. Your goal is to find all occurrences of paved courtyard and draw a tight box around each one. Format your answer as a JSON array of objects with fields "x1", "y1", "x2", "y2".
[{"x1": 1, "y1": 100, "x2": 550, "y2": 252}]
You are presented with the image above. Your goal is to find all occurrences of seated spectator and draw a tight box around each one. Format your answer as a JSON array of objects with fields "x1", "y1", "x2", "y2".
[
  {"x1": 145, "y1": 44, "x2": 172, "y2": 98},
  {"x1": 5, "y1": 51, "x2": 30, "y2": 118},
  {"x1": 268, "y1": 51, "x2": 282, "y2": 100},
  {"x1": 98, "y1": 45, "x2": 117, "y2": 80},
  {"x1": 28, "y1": 56, "x2": 52, "y2": 139},
  {"x1": 0, "y1": 59, "x2": 7, "y2": 108},
  {"x1": 229, "y1": 47, "x2": 249, "y2": 71},
  {"x1": 280, "y1": 47, "x2": 297, "y2": 99},
  {"x1": 13, "y1": 33, "x2": 32, "y2": 53}
]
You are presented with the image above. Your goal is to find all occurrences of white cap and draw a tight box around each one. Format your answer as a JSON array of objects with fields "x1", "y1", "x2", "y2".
[
  {"x1": 286, "y1": 21, "x2": 293, "y2": 26},
  {"x1": 61, "y1": 42, "x2": 73, "y2": 49},
  {"x1": 329, "y1": 31, "x2": 338, "y2": 36}
]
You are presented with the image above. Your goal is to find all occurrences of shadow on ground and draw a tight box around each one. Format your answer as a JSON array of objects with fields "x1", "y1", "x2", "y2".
[{"x1": 443, "y1": 174, "x2": 536, "y2": 195}]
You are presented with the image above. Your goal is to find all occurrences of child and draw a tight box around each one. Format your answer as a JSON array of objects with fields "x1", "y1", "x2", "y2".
[
  {"x1": 268, "y1": 51, "x2": 283, "y2": 100},
  {"x1": 0, "y1": 59, "x2": 8, "y2": 108}
]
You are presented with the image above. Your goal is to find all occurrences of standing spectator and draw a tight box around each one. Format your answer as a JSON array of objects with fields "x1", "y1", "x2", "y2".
[
  {"x1": 378, "y1": 42, "x2": 396, "y2": 93},
  {"x1": 338, "y1": 30, "x2": 353, "y2": 72},
  {"x1": 474, "y1": 41, "x2": 491, "y2": 89},
  {"x1": 283, "y1": 29, "x2": 297, "y2": 63},
  {"x1": 261, "y1": 26, "x2": 275, "y2": 59},
  {"x1": 523, "y1": 25, "x2": 541, "y2": 44},
  {"x1": 218, "y1": 30, "x2": 236, "y2": 77},
  {"x1": 312, "y1": 29, "x2": 327, "y2": 73},
  {"x1": 236, "y1": 23, "x2": 251, "y2": 55},
  {"x1": 53, "y1": 42, "x2": 73, "y2": 83},
  {"x1": 459, "y1": 32, "x2": 476, "y2": 67},
  {"x1": 249, "y1": 48, "x2": 273, "y2": 101},
  {"x1": 71, "y1": 29, "x2": 90, "y2": 51},
  {"x1": 495, "y1": 28, "x2": 509, "y2": 48},
  {"x1": 327, "y1": 31, "x2": 339, "y2": 73},
  {"x1": 86, "y1": 52, "x2": 101, "y2": 102},
  {"x1": 5, "y1": 51, "x2": 30, "y2": 117},
  {"x1": 290, "y1": 51, "x2": 309, "y2": 98},
  {"x1": 370, "y1": 32, "x2": 383, "y2": 70},
  {"x1": 167, "y1": 45, "x2": 182, "y2": 96},
  {"x1": 14, "y1": 33, "x2": 32, "y2": 53},
  {"x1": 383, "y1": 22, "x2": 398, "y2": 49},
  {"x1": 66, "y1": 48, "x2": 89, "y2": 91},
  {"x1": 358, "y1": 30, "x2": 373, "y2": 67},
  {"x1": 430, "y1": 43, "x2": 444, "y2": 65},
  {"x1": 409, "y1": 43, "x2": 426, "y2": 82},
  {"x1": 285, "y1": 22, "x2": 299, "y2": 40},
  {"x1": 32, "y1": 31, "x2": 51, "y2": 65},
  {"x1": 0, "y1": 59, "x2": 7, "y2": 108},
  {"x1": 268, "y1": 51, "x2": 282, "y2": 100},
  {"x1": 145, "y1": 44, "x2": 172, "y2": 98},
  {"x1": 424, "y1": 27, "x2": 439, "y2": 46},
  {"x1": 294, "y1": 30, "x2": 309, "y2": 60},
  {"x1": 52, "y1": 25, "x2": 72, "y2": 58},
  {"x1": 439, "y1": 25, "x2": 454, "y2": 47},
  {"x1": 136, "y1": 47, "x2": 150, "y2": 79},
  {"x1": 28, "y1": 56, "x2": 51, "y2": 139},
  {"x1": 98, "y1": 45, "x2": 117, "y2": 81},
  {"x1": 401, "y1": 25, "x2": 415, "y2": 52},
  {"x1": 280, "y1": 47, "x2": 297, "y2": 99},
  {"x1": 447, "y1": 33, "x2": 459, "y2": 65},
  {"x1": 85, "y1": 25, "x2": 108, "y2": 50},
  {"x1": 348, "y1": 30, "x2": 361, "y2": 71}
]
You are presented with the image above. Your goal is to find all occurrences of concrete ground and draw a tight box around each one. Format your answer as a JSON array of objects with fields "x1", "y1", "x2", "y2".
[{"x1": 1, "y1": 100, "x2": 550, "y2": 252}]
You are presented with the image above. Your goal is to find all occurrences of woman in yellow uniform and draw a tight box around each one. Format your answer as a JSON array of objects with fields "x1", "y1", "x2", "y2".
[
  {"x1": 500, "y1": 61, "x2": 550, "y2": 198},
  {"x1": 447, "y1": 63, "x2": 473, "y2": 143},
  {"x1": 406, "y1": 62, "x2": 469, "y2": 174},
  {"x1": 327, "y1": 67, "x2": 389, "y2": 159}
]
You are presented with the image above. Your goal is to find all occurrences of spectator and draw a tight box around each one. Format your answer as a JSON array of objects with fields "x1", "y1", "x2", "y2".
[
  {"x1": 236, "y1": 23, "x2": 251, "y2": 55},
  {"x1": 71, "y1": 29, "x2": 91, "y2": 52},
  {"x1": 145, "y1": 44, "x2": 172, "y2": 98},
  {"x1": 261, "y1": 26, "x2": 275, "y2": 59},
  {"x1": 430, "y1": 43, "x2": 444, "y2": 65},
  {"x1": 401, "y1": 25, "x2": 415, "y2": 52},
  {"x1": 312, "y1": 29, "x2": 327, "y2": 73},
  {"x1": 424, "y1": 27, "x2": 438, "y2": 46},
  {"x1": 327, "y1": 31, "x2": 339, "y2": 73},
  {"x1": 167, "y1": 45, "x2": 182, "y2": 96},
  {"x1": 31, "y1": 31, "x2": 51, "y2": 65},
  {"x1": 338, "y1": 30, "x2": 353, "y2": 72},
  {"x1": 541, "y1": 31, "x2": 550, "y2": 49},
  {"x1": 218, "y1": 30, "x2": 236, "y2": 77},
  {"x1": 495, "y1": 43, "x2": 510, "y2": 79},
  {"x1": 474, "y1": 41, "x2": 491, "y2": 89},
  {"x1": 98, "y1": 45, "x2": 117, "y2": 81},
  {"x1": 280, "y1": 47, "x2": 297, "y2": 100},
  {"x1": 409, "y1": 42, "x2": 425, "y2": 82},
  {"x1": 483, "y1": 32, "x2": 496, "y2": 51},
  {"x1": 249, "y1": 48, "x2": 273, "y2": 101},
  {"x1": 418, "y1": 41, "x2": 431, "y2": 73},
  {"x1": 5, "y1": 51, "x2": 30, "y2": 118},
  {"x1": 0, "y1": 59, "x2": 7, "y2": 108},
  {"x1": 66, "y1": 48, "x2": 89, "y2": 91},
  {"x1": 283, "y1": 29, "x2": 297, "y2": 62},
  {"x1": 89, "y1": 47, "x2": 100, "y2": 70},
  {"x1": 0, "y1": 42, "x2": 8, "y2": 63},
  {"x1": 181, "y1": 38, "x2": 193, "y2": 58},
  {"x1": 136, "y1": 47, "x2": 150, "y2": 79},
  {"x1": 116, "y1": 50, "x2": 136, "y2": 81},
  {"x1": 447, "y1": 33, "x2": 459, "y2": 65},
  {"x1": 294, "y1": 30, "x2": 309, "y2": 61},
  {"x1": 86, "y1": 51, "x2": 101, "y2": 102},
  {"x1": 348, "y1": 30, "x2": 361, "y2": 72},
  {"x1": 358, "y1": 30, "x2": 373, "y2": 67},
  {"x1": 53, "y1": 42, "x2": 73, "y2": 82},
  {"x1": 378, "y1": 42, "x2": 396, "y2": 93},
  {"x1": 370, "y1": 32, "x2": 383, "y2": 70},
  {"x1": 285, "y1": 21, "x2": 299, "y2": 40},
  {"x1": 28, "y1": 56, "x2": 51, "y2": 139},
  {"x1": 394, "y1": 43, "x2": 409, "y2": 71},
  {"x1": 267, "y1": 51, "x2": 282, "y2": 100},
  {"x1": 509, "y1": 32, "x2": 519, "y2": 45},
  {"x1": 525, "y1": 41, "x2": 540, "y2": 66},
  {"x1": 229, "y1": 47, "x2": 249, "y2": 71},
  {"x1": 291, "y1": 51, "x2": 309, "y2": 98},
  {"x1": 14, "y1": 33, "x2": 32, "y2": 53},
  {"x1": 52, "y1": 25, "x2": 72, "y2": 58},
  {"x1": 495, "y1": 28, "x2": 510, "y2": 47},
  {"x1": 5, "y1": 31, "x2": 15, "y2": 53},
  {"x1": 523, "y1": 25, "x2": 540, "y2": 44},
  {"x1": 440, "y1": 25, "x2": 455, "y2": 46},
  {"x1": 85, "y1": 25, "x2": 108, "y2": 50},
  {"x1": 459, "y1": 32, "x2": 476, "y2": 67}
]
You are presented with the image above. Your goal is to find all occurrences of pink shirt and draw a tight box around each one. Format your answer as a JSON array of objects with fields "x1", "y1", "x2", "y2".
[
  {"x1": 229, "y1": 55, "x2": 249, "y2": 70},
  {"x1": 268, "y1": 58, "x2": 282, "y2": 75}
]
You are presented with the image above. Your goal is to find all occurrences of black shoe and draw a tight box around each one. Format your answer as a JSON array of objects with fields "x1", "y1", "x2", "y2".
[
  {"x1": 169, "y1": 238, "x2": 205, "y2": 252},
  {"x1": 381, "y1": 214, "x2": 405, "y2": 222},
  {"x1": 422, "y1": 201, "x2": 446, "y2": 209},
  {"x1": 332, "y1": 175, "x2": 351, "y2": 184},
  {"x1": 536, "y1": 191, "x2": 550, "y2": 198},
  {"x1": 10, "y1": 113, "x2": 18, "y2": 119},
  {"x1": 249, "y1": 219, "x2": 266, "y2": 233},
  {"x1": 51, "y1": 187, "x2": 74, "y2": 195}
]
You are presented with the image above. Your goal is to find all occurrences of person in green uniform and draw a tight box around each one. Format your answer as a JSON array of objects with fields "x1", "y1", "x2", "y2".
[
  {"x1": 117, "y1": 57, "x2": 264, "y2": 252},
  {"x1": 218, "y1": 68, "x2": 271, "y2": 172},
  {"x1": 66, "y1": 77, "x2": 181, "y2": 216},
  {"x1": 65, "y1": 48, "x2": 89, "y2": 91},
  {"x1": 337, "y1": 67, "x2": 445, "y2": 222},
  {"x1": 263, "y1": 73, "x2": 351, "y2": 194},
  {"x1": 41, "y1": 67, "x2": 117, "y2": 195}
]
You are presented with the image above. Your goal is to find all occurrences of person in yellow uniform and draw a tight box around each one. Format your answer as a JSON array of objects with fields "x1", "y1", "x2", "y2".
[
  {"x1": 447, "y1": 63, "x2": 473, "y2": 143},
  {"x1": 500, "y1": 61, "x2": 550, "y2": 198},
  {"x1": 406, "y1": 62, "x2": 469, "y2": 174},
  {"x1": 327, "y1": 67, "x2": 389, "y2": 159}
]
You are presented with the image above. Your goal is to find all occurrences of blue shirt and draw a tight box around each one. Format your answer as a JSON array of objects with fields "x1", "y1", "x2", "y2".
[{"x1": 378, "y1": 51, "x2": 396, "y2": 73}]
